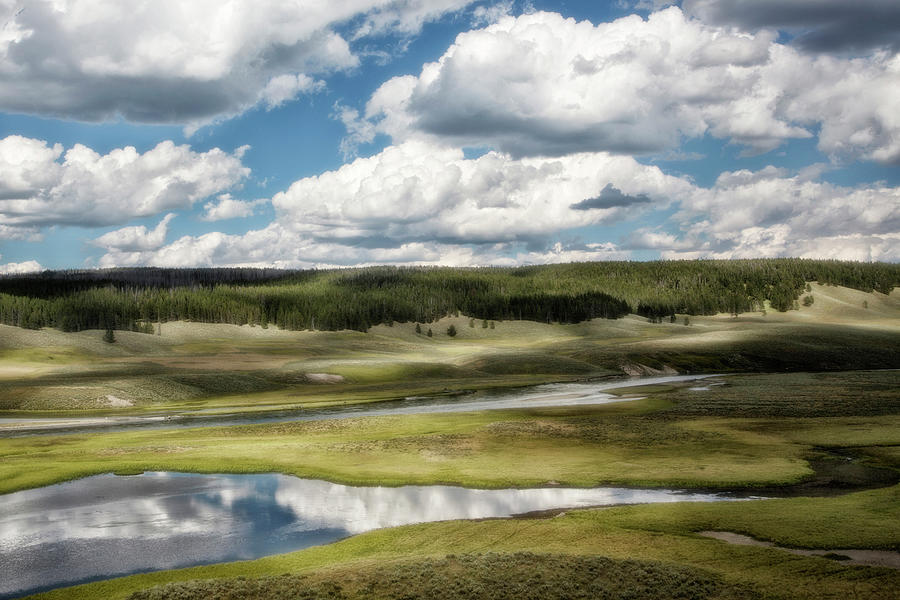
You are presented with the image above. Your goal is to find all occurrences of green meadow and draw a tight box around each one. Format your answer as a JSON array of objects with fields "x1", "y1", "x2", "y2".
[{"x1": 1, "y1": 282, "x2": 898, "y2": 599}]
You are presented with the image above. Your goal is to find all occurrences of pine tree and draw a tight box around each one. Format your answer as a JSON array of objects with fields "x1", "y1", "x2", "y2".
[
  {"x1": 427, "y1": 328, "x2": 433, "y2": 337},
  {"x1": 103, "y1": 328, "x2": 116, "y2": 343},
  {"x1": 415, "y1": 323, "x2": 422, "y2": 334},
  {"x1": 447, "y1": 324, "x2": 457, "y2": 337}
]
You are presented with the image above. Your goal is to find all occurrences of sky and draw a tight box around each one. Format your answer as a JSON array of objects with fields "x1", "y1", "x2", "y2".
[{"x1": 0, "y1": 0, "x2": 898, "y2": 273}]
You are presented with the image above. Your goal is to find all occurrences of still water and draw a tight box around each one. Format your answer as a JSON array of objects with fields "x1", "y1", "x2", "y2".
[{"x1": 0, "y1": 471, "x2": 736, "y2": 598}]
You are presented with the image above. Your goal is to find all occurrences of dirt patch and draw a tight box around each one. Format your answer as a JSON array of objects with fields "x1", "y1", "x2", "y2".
[
  {"x1": 306, "y1": 373, "x2": 345, "y2": 384},
  {"x1": 698, "y1": 531, "x2": 900, "y2": 569},
  {"x1": 105, "y1": 395, "x2": 134, "y2": 407}
]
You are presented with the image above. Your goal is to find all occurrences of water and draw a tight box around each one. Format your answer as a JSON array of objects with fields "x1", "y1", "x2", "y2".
[
  {"x1": 0, "y1": 471, "x2": 736, "y2": 598},
  {"x1": 0, "y1": 374, "x2": 717, "y2": 437}
]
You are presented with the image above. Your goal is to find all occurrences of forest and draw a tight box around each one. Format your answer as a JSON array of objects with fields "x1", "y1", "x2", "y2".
[{"x1": 0, "y1": 259, "x2": 897, "y2": 333}]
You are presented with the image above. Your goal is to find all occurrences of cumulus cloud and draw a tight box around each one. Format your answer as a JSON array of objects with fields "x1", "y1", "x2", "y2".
[
  {"x1": 96, "y1": 222, "x2": 631, "y2": 269},
  {"x1": 0, "y1": 136, "x2": 249, "y2": 228},
  {"x1": 656, "y1": 167, "x2": 900, "y2": 261},
  {"x1": 271, "y1": 140, "x2": 687, "y2": 245},
  {"x1": 354, "y1": 8, "x2": 900, "y2": 163},
  {"x1": 683, "y1": 0, "x2": 900, "y2": 54},
  {"x1": 92, "y1": 152, "x2": 900, "y2": 267},
  {"x1": 94, "y1": 139, "x2": 686, "y2": 268},
  {"x1": 201, "y1": 195, "x2": 268, "y2": 222},
  {"x1": 92, "y1": 213, "x2": 176, "y2": 252},
  {"x1": 0, "y1": 259, "x2": 43, "y2": 274},
  {"x1": 0, "y1": 0, "x2": 475, "y2": 128}
]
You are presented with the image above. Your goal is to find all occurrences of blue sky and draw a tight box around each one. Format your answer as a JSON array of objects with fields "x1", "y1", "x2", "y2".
[{"x1": 0, "y1": 0, "x2": 898, "y2": 273}]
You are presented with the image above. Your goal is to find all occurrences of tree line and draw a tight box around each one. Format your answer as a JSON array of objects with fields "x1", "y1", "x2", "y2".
[{"x1": 0, "y1": 259, "x2": 896, "y2": 333}]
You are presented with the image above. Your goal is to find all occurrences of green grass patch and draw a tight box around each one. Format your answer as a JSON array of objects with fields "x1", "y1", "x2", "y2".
[{"x1": 126, "y1": 553, "x2": 760, "y2": 600}]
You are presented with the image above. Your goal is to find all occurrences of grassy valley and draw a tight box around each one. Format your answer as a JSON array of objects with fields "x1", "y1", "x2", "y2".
[{"x1": 0, "y1": 262, "x2": 898, "y2": 600}]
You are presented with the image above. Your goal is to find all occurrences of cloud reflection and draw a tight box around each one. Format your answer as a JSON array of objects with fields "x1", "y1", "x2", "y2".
[{"x1": 0, "y1": 471, "x2": 730, "y2": 598}]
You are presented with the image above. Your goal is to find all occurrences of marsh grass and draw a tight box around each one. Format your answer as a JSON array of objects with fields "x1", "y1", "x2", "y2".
[
  {"x1": 3, "y1": 370, "x2": 900, "y2": 494},
  {"x1": 126, "y1": 553, "x2": 761, "y2": 600}
]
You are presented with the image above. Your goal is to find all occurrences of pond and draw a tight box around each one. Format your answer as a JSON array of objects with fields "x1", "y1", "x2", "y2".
[
  {"x1": 0, "y1": 471, "x2": 738, "y2": 598},
  {"x1": 0, "y1": 374, "x2": 716, "y2": 437}
]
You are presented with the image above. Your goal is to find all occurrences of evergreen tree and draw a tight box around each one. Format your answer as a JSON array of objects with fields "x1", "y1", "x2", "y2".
[
  {"x1": 103, "y1": 328, "x2": 116, "y2": 343},
  {"x1": 447, "y1": 324, "x2": 457, "y2": 337},
  {"x1": 0, "y1": 260, "x2": 896, "y2": 332},
  {"x1": 415, "y1": 323, "x2": 422, "y2": 334},
  {"x1": 427, "y1": 328, "x2": 433, "y2": 337}
]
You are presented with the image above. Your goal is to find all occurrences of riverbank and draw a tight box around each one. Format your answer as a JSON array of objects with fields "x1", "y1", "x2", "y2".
[{"x1": 0, "y1": 374, "x2": 715, "y2": 436}]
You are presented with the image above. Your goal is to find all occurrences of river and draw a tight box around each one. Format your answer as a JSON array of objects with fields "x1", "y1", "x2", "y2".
[{"x1": 0, "y1": 374, "x2": 717, "y2": 437}]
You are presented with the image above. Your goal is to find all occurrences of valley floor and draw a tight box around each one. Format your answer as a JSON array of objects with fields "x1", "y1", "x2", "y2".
[{"x1": 1, "y1": 283, "x2": 898, "y2": 599}]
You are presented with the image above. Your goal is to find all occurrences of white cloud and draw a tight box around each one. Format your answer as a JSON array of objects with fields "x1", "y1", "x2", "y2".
[
  {"x1": 0, "y1": 135, "x2": 63, "y2": 200},
  {"x1": 94, "y1": 139, "x2": 687, "y2": 268},
  {"x1": 471, "y1": 0, "x2": 513, "y2": 26},
  {"x1": 0, "y1": 259, "x2": 43, "y2": 274},
  {"x1": 355, "y1": 7, "x2": 900, "y2": 163},
  {"x1": 90, "y1": 137, "x2": 900, "y2": 269},
  {"x1": 623, "y1": 229, "x2": 699, "y2": 251},
  {"x1": 271, "y1": 140, "x2": 688, "y2": 245},
  {"x1": 334, "y1": 103, "x2": 378, "y2": 159},
  {"x1": 259, "y1": 74, "x2": 325, "y2": 110},
  {"x1": 92, "y1": 213, "x2": 176, "y2": 252},
  {"x1": 0, "y1": 0, "x2": 475, "y2": 127},
  {"x1": 0, "y1": 136, "x2": 250, "y2": 228},
  {"x1": 353, "y1": 0, "x2": 475, "y2": 38},
  {"x1": 658, "y1": 167, "x2": 900, "y2": 260},
  {"x1": 0, "y1": 225, "x2": 41, "y2": 242},
  {"x1": 201, "y1": 195, "x2": 268, "y2": 222},
  {"x1": 96, "y1": 222, "x2": 633, "y2": 270}
]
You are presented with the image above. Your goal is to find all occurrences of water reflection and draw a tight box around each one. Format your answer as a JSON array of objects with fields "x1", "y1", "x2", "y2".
[{"x1": 0, "y1": 471, "x2": 733, "y2": 598}]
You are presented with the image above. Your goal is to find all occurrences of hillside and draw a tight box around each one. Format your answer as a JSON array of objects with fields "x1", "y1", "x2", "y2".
[
  {"x1": 0, "y1": 259, "x2": 897, "y2": 333},
  {"x1": 1, "y1": 283, "x2": 897, "y2": 412}
]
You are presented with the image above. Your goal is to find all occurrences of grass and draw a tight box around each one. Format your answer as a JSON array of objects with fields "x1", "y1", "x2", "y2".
[
  {"x1": 125, "y1": 553, "x2": 761, "y2": 600},
  {"x1": 2, "y1": 371, "x2": 898, "y2": 495},
  {"x1": 0, "y1": 284, "x2": 897, "y2": 414},
  {"x1": 0, "y1": 401, "x2": 808, "y2": 494}
]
